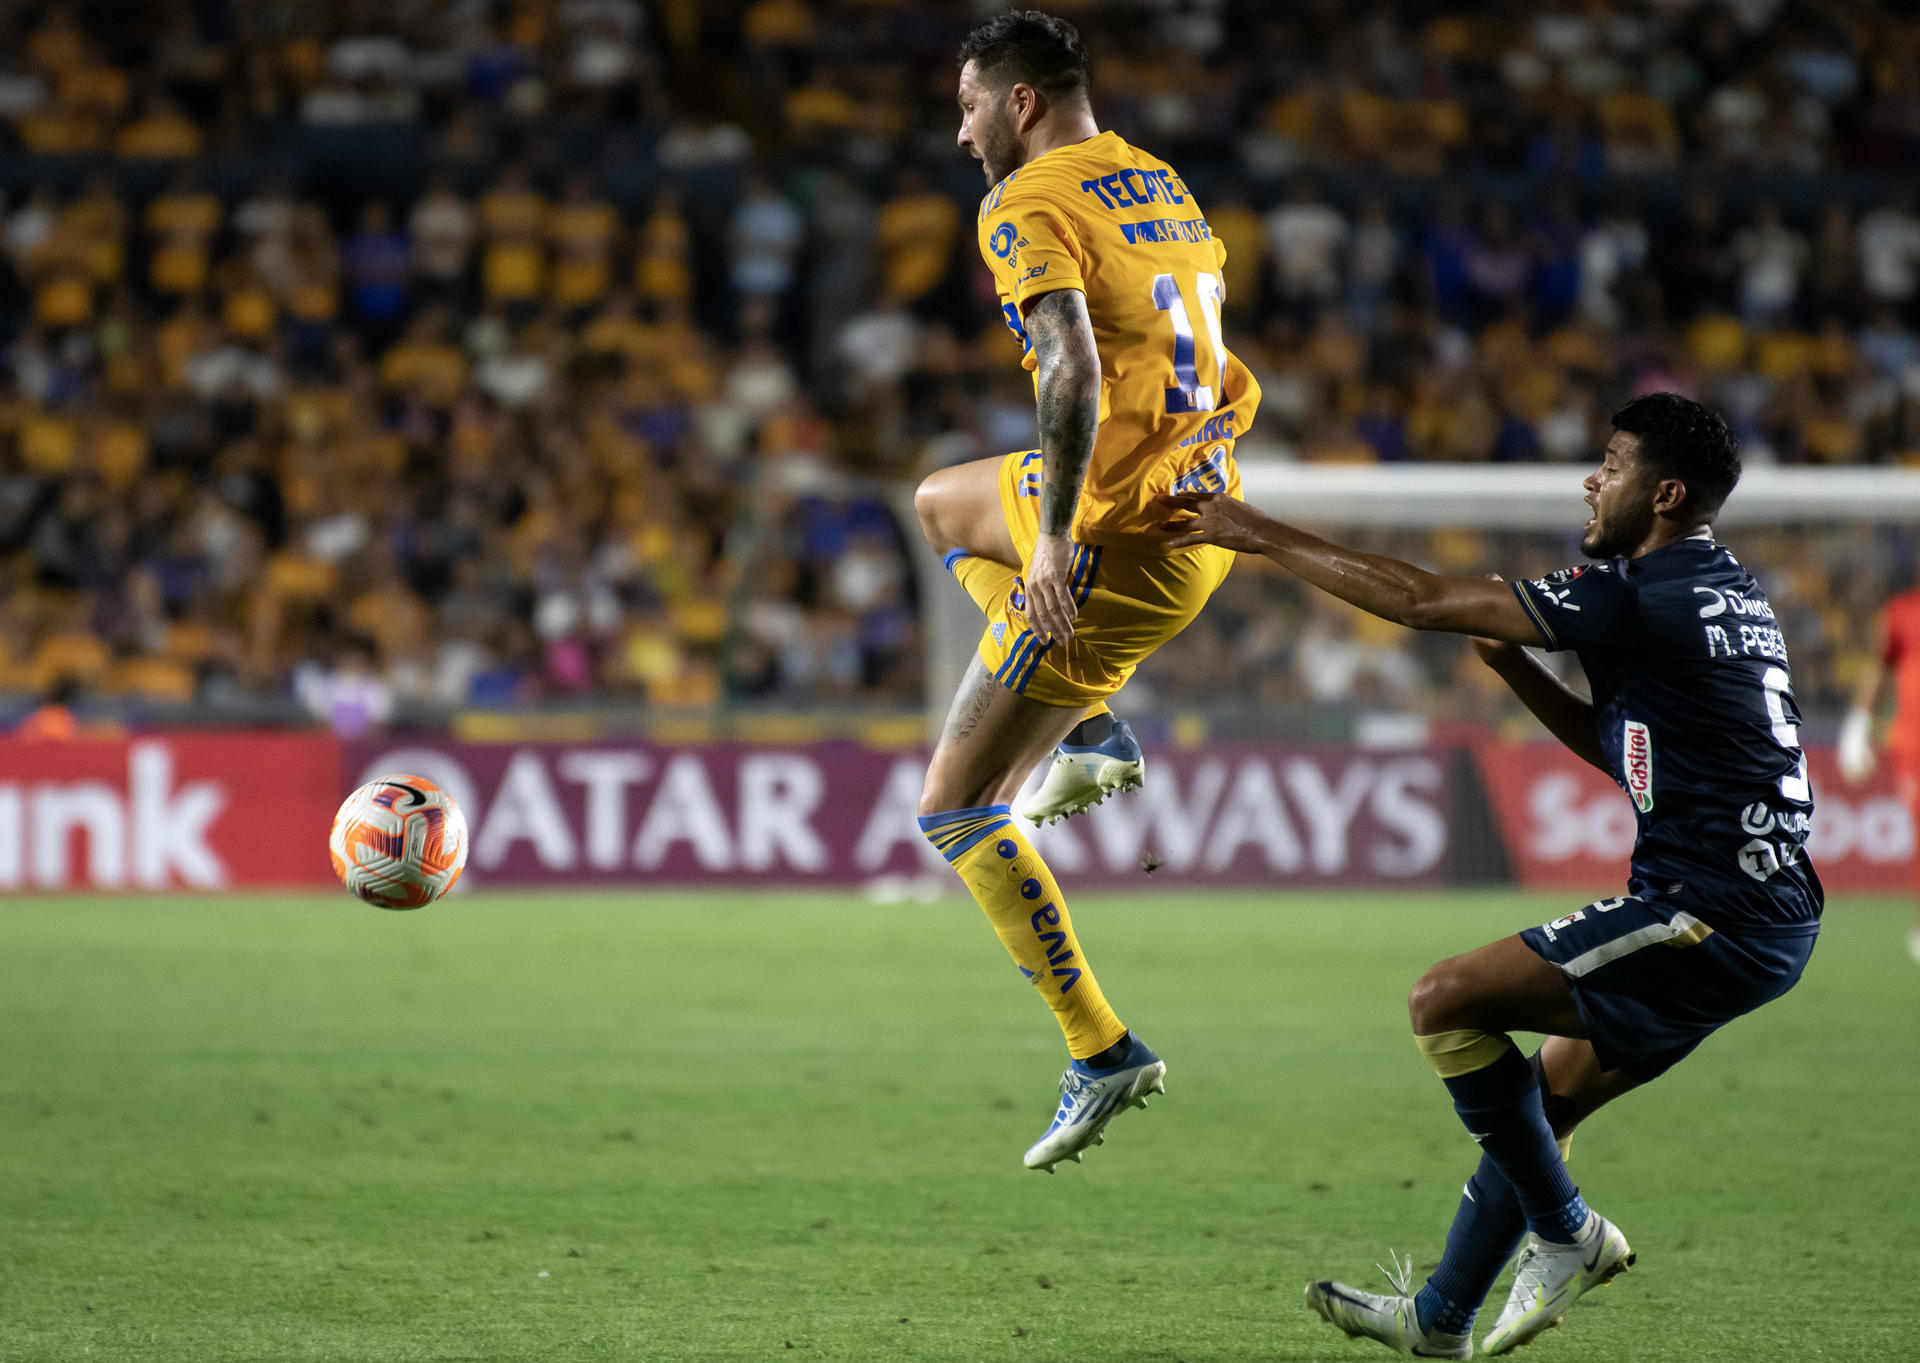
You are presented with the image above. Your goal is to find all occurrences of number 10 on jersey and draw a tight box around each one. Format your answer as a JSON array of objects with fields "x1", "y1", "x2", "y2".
[{"x1": 1153, "y1": 272, "x2": 1227, "y2": 413}]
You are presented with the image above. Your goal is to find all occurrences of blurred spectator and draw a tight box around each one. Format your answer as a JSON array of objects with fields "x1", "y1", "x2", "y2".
[
  {"x1": 729, "y1": 172, "x2": 804, "y2": 305},
  {"x1": 1267, "y1": 178, "x2": 1347, "y2": 320},
  {"x1": 341, "y1": 201, "x2": 412, "y2": 346},
  {"x1": 410, "y1": 175, "x2": 477, "y2": 306},
  {"x1": 295, "y1": 637, "x2": 393, "y2": 738},
  {"x1": 1734, "y1": 201, "x2": 1808, "y2": 326},
  {"x1": 1859, "y1": 190, "x2": 1920, "y2": 309},
  {"x1": 876, "y1": 166, "x2": 958, "y2": 307}
]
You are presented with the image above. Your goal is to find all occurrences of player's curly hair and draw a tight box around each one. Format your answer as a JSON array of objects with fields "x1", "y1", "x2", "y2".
[
  {"x1": 1611, "y1": 393, "x2": 1742, "y2": 518},
  {"x1": 958, "y1": 10, "x2": 1091, "y2": 102}
]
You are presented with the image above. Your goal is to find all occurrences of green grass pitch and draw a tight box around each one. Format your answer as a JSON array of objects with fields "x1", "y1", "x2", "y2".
[{"x1": 0, "y1": 889, "x2": 1914, "y2": 1362}]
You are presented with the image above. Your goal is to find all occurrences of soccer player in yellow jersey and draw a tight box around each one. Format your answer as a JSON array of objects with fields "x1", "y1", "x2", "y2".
[{"x1": 912, "y1": 11, "x2": 1261, "y2": 1171}]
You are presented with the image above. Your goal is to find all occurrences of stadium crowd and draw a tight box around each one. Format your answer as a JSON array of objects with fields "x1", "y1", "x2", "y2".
[{"x1": 0, "y1": 0, "x2": 1917, "y2": 729}]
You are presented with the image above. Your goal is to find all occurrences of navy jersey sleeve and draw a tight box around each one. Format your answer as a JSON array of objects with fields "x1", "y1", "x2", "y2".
[{"x1": 1511, "y1": 562, "x2": 1639, "y2": 652}]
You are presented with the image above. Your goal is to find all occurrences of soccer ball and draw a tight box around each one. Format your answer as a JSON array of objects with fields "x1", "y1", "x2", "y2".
[{"x1": 329, "y1": 775, "x2": 470, "y2": 909}]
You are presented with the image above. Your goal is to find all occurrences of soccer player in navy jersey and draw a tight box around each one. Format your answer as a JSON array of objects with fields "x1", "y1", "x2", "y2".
[{"x1": 1163, "y1": 393, "x2": 1820, "y2": 1357}]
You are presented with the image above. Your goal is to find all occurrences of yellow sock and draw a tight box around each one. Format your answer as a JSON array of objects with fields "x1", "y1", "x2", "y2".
[{"x1": 918, "y1": 804, "x2": 1127, "y2": 1058}]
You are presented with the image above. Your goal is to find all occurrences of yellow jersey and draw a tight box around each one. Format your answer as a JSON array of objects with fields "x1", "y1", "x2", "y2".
[{"x1": 977, "y1": 130, "x2": 1260, "y2": 547}]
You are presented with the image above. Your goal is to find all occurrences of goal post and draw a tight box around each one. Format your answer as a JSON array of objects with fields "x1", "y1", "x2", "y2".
[{"x1": 907, "y1": 460, "x2": 1920, "y2": 733}]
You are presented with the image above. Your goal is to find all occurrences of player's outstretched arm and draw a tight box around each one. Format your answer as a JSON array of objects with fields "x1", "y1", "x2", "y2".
[
  {"x1": 1470, "y1": 620, "x2": 1608, "y2": 773},
  {"x1": 1025, "y1": 288, "x2": 1101, "y2": 644},
  {"x1": 1160, "y1": 492, "x2": 1545, "y2": 645}
]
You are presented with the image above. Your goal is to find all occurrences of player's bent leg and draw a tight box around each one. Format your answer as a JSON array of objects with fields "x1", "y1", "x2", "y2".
[
  {"x1": 913, "y1": 456, "x2": 1020, "y2": 567},
  {"x1": 1407, "y1": 936, "x2": 1597, "y2": 1249},
  {"x1": 1396, "y1": 1038, "x2": 1639, "y2": 1347},
  {"x1": 918, "y1": 658, "x2": 1160, "y2": 1171},
  {"x1": 920, "y1": 453, "x2": 1141, "y2": 823},
  {"x1": 1406, "y1": 939, "x2": 1643, "y2": 1355},
  {"x1": 1407, "y1": 935, "x2": 1588, "y2": 1039}
]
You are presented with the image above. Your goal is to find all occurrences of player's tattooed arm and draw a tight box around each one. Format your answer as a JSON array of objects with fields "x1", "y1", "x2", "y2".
[
  {"x1": 1024, "y1": 288, "x2": 1100, "y2": 642},
  {"x1": 1028, "y1": 288, "x2": 1100, "y2": 536},
  {"x1": 1159, "y1": 492, "x2": 1549, "y2": 646}
]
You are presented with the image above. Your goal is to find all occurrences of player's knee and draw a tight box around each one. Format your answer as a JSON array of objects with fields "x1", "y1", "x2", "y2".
[
  {"x1": 1407, "y1": 960, "x2": 1473, "y2": 1034},
  {"x1": 913, "y1": 472, "x2": 956, "y2": 554},
  {"x1": 917, "y1": 769, "x2": 986, "y2": 821}
]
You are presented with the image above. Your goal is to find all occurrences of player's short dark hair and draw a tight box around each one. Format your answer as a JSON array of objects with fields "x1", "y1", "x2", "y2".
[
  {"x1": 958, "y1": 10, "x2": 1090, "y2": 103},
  {"x1": 1611, "y1": 393, "x2": 1742, "y2": 518}
]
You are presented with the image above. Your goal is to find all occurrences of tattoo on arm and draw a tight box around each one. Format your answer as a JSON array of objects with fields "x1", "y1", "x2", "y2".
[{"x1": 1025, "y1": 289, "x2": 1101, "y2": 536}]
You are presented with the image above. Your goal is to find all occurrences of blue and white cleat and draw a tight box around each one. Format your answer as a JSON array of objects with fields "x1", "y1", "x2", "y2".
[
  {"x1": 1022, "y1": 1034, "x2": 1166, "y2": 1172},
  {"x1": 1306, "y1": 1252, "x2": 1472, "y2": 1359},
  {"x1": 1018, "y1": 717, "x2": 1146, "y2": 826},
  {"x1": 1482, "y1": 1212, "x2": 1633, "y2": 1355}
]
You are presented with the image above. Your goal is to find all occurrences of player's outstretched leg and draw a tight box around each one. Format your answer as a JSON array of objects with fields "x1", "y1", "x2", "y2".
[
  {"x1": 1410, "y1": 941, "x2": 1637, "y2": 1352},
  {"x1": 919, "y1": 657, "x2": 1161, "y2": 1171}
]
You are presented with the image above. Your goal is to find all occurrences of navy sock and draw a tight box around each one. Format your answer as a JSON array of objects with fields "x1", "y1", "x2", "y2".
[
  {"x1": 1440, "y1": 1044, "x2": 1588, "y2": 1243},
  {"x1": 1065, "y1": 712, "x2": 1116, "y2": 746},
  {"x1": 1413, "y1": 1152, "x2": 1526, "y2": 1336}
]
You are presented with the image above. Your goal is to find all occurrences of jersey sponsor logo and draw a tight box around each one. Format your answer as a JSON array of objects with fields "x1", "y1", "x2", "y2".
[
  {"x1": 1741, "y1": 802, "x2": 1812, "y2": 838},
  {"x1": 989, "y1": 221, "x2": 1017, "y2": 258},
  {"x1": 1738, "y1": 836, "x2": 1791, "y2": 882},
  {"x1": 1171, "y1": 445, "x2": 1231, "y2": 495},
  {"x1": 1693, "y1": 585, "x2": 1774, "y2": 620},
  {"x1": 1078, "y1": 167, "x2": 1189, "y2": 210},
  {"x1": 1623, "y1": 720, "x2": 1654, "y2": 812}
]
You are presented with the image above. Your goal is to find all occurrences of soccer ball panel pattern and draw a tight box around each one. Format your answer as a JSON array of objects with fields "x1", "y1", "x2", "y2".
[{"x1": 328, "y1": 775, "x2": 470, "y2": 909}]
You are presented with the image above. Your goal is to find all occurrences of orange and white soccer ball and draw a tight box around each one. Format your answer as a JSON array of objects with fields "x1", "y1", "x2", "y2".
[{"x1": 329, "y1": 775, "x2": 470, "y2": 909}]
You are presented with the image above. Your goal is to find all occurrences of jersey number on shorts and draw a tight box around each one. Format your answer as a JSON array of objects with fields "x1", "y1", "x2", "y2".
[
  {"x1": 1762, "y1": 665, "x2": 1811, "y2": 802},
  {"x1": 1152, "y1": 272, "x2": 1226, "y2": 413}
]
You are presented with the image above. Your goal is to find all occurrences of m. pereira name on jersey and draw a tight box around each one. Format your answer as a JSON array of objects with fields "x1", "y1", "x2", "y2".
[{"x1": 1623, "y1": 719, "x2": 1654, "y2": 812}]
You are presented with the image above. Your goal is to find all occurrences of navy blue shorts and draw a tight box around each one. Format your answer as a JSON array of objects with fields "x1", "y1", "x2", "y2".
[{"x1": 1519, "y1": 892, "x2": 1818, "y2": 1082}]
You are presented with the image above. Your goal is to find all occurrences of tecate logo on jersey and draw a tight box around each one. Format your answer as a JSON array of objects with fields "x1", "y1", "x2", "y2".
[{"x1": 1623, "y1": 720, "x2": 1654, "y2": 812}]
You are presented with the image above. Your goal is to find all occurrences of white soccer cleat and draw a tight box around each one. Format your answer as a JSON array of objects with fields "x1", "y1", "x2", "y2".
[
  {"x1": 1018, "y1": 717, "x2": 1146, "y2": 826},
  {"x1": 1022, "y1": 1034, "x2": 1165, "y2": 1172},
  {"x1": 1305, "y1": 1252, "x2": 1472, "y2": 1359},
  {"x1": 1482, "y1": 1213, "x2": 1634, "y2": 1355}
]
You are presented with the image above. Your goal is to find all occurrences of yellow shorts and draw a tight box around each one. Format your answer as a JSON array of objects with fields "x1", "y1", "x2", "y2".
[{"x1": 979, "y1": 448, "x2": 1236, "y2": 709}]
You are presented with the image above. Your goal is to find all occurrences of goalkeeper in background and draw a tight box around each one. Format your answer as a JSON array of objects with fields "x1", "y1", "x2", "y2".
[{"x1": 1839, "y1": 584, "x2": 1920, "y2": 961}]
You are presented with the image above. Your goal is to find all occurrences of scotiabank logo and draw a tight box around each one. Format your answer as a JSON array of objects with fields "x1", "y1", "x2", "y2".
[
  {"x1": 1622, "y1": 720, "x2": 1653, "y2": 812},
  {"x1": 0, "y1": 742, "x2": 224, "y2": 888},
  {"x1": 0, "y1": 735, "x2": 339, "y2": 891}
]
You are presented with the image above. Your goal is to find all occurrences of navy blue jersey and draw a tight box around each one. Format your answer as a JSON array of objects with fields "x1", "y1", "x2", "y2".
[{"x1": 1512, "y1": 531, "x2": 1823, "y2": 932}]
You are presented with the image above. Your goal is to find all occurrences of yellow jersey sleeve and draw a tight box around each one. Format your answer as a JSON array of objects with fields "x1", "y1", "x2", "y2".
[{"x1": 980, "y1": 188, "x2": 1086, "y2": 316}]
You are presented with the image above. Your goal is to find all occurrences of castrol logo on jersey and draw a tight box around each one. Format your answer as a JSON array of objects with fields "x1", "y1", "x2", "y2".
[{"x1": 1623, "y1": 720, "x2": 1654, "y2": 812}]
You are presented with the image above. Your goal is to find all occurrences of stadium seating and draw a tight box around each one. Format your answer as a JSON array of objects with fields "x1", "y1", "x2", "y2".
[{"x1": 0, "y1": 1, "x2": 1916, "y2": 727}]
